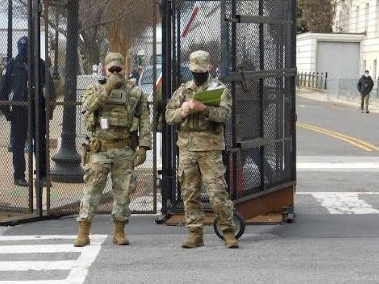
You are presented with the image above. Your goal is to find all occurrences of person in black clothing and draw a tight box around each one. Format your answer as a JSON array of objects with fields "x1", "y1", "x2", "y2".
[
  {"x1": 0, "y1": 36, "x2": 56, "y2": 187},
  {"x1": 357, "y1": 70, "x2": 374, "y2": 113},
  {"x1": 129, "y1": 66, "x2": 142, "y2": 83}
]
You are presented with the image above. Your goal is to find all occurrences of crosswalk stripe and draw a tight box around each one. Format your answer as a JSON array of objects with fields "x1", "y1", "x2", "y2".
[
  {"x1": 68, "y1": 241, "x2": 104, "y2": 283},
  {"x1": 296, "y1": 192, "x2": 379, "y2": 214},
  {"x1": 0, "y1": 235, "x2": 107, "y2": 284},
  {"x1": 0, "y1": 244, "x2": 81, "y2": 254},
  {"x1": 296, "y1": 156, "x2": 379, "y2": 171},
  {"x1": 0, "y1": 234, "x2": 105, "y2": 241},
  {"x1": 0, "y1": 281, "x2": 67, "y2": 284},
  {"x1": 297, "y1": 162, "x2": 379, "y2": 171},
  {"x1": 297, "y1": 162, "x2": 379, "y2": 168},
  {"x1": 0, "y1": 260, "x2": 76, "y2": 271}
]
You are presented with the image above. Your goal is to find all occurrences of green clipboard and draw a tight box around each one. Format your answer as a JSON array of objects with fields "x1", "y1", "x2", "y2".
[{"x1": 193, "y1": 87, "x2": 225, "y2": 107}]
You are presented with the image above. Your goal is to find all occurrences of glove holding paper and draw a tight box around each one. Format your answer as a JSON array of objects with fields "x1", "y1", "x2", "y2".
[
  {"x1": 181, "y1": 99, "x2": 208, "y2": 117},
  {"x1": 193, "y1": 86, "x2": 225, "y2": 107},
  {"x1": 180, "y1": 83, "x2": 226, "y2": 117}
]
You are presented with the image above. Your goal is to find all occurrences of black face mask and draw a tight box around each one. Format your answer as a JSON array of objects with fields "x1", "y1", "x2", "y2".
[{"x1": 192, "y1": 71, "x2": 209, "y2": 86}]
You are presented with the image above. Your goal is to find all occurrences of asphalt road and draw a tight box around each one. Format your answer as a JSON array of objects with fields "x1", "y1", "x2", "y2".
[{"x1": 1, "y1": 93, "x2": 379, "y2": 284}]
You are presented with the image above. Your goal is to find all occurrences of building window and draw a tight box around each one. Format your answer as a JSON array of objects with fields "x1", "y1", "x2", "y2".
[
  {"x1": 365, "y1": 3, "x2": 369, "y2": 33},
  {"x1": 355, "y1": 6, "x2": 359, "y2": 32},
  {"x1": 346, "y1": 0, "x2": 352, "y2": 32},
  {"x1": 374, "y1": 60, "x2": 377, "y2": 80}
]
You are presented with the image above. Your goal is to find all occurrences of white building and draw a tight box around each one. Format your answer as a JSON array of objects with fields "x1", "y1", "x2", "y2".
[
  {"x1": 296, "y1": 0, "x2": 379, "y2": 81},
  {"x1": 334, "y1": 0, "x2": 379, "y2": 78},
  {"x1": 296, "y1": 32, "x2": 364, "y2": 80}
]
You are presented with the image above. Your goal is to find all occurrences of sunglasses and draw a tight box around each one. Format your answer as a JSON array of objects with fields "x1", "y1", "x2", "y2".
[{"x1": 108, "y1": 66, "x2": 123, "y2": 73}]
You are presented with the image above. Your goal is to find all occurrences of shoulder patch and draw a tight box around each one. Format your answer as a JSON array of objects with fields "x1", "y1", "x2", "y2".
[{"x1": 2, "y1": 59, "x2": 14, "y2": 75}]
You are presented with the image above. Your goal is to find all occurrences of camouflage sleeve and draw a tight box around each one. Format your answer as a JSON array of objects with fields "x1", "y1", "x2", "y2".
[
  {"x1": 165, "y1": 87, "x2": 186, "y2": 125},
  {"x1": 137, "y1": 88, "x2": 152, "y2": 150},
  {"x1": 82, "y1": 83, "x2": 108, "y2": 112},
  {"x1": 205, "y1": 87, "x2": 232, "y2": 123}
]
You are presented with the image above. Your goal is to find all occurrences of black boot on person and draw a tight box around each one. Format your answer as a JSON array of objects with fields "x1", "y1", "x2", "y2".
[{"x1": 14, "y1": 178, "x2": 28, "y2": 187}]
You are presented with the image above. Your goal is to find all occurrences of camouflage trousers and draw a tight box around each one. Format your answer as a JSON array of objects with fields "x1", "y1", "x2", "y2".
[
  {"x1": 77, "y1": 147, "x2": 136, "y2": 223},
  {"x1": 178, "y1": 149, "x2": 235, "y2": 232}
]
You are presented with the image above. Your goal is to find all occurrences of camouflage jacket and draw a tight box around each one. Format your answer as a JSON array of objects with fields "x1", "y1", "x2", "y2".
[
  {"x1": 82, "y1": 78, "x2": 152, "y2": 149},
  {"x1": 165, "y1": 78, "x2": 232, "y2": 151}
]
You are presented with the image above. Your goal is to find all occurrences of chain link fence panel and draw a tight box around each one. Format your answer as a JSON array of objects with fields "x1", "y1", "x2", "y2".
[
  {"x1": 161, "y1": 0, "x2": 296, "y2": 214},
  {"x1": 0, "y1": 0, "x2": 161, "y2": 223}
]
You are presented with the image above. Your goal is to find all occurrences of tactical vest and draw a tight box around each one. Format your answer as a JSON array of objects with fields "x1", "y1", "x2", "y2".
[
  {"x1": 84, "y1": 83, "x2": 142, "y2": 132},
  {"x1": 100, "y1": 88, "x2": 132, "y2": 127}
]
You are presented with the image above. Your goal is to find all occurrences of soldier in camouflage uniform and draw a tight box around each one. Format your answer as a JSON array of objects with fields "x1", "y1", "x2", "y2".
[
  {"x1": 165, "y1": 50, "x2": 239, "y2": 249},
  {"x1": 74, "y1": 52, "x2": 152, "y2": 247}
]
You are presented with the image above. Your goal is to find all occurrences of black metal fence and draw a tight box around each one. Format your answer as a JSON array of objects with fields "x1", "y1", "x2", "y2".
[
  {"x1": 160, "y1": 0, "x2": 297, "y2": 221},
  {"x1": 0, "y1": 0, "x2": 297, "y2": 224},
  {"x1": 0, "y1": 0, "x2": 161, "y2": 224},
  {"x1": 297, "y1": 71, "x2": 328, "y2": 90}
]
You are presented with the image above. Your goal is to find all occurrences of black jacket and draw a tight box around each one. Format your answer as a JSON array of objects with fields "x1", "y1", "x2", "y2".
[
  {"x1": 0, "y1": 55, "x2": 55, "y2": 121},
  {"x1": 357, "y1": 75, "x2": 374, "y2": 96}
]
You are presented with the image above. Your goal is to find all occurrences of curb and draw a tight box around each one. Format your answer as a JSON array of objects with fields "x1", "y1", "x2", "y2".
[{"x1": 297, "y1": 88, "x2": 379, "y2": 113}]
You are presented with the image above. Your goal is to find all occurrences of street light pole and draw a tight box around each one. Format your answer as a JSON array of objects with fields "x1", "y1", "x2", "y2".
[
  {"x1": 7, "y1": 0, "x2": 12, "y2": 62},
  {"x1": 51, "y1": 0, "x2": 83, "y2": 183},
  {"x1": 52, "y1": 5, "x2": 60, "y2": 80}
]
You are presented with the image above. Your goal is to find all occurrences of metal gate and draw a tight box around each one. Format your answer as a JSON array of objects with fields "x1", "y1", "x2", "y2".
[
  {"x1": 0, "y1": 0, "x2": 296, "y2": 225},
  {"x1": 0, "y1": 0, "x2": 161, "y2": 225},
  {"x1": 159, "y1": 0, "x2": 297, "y2": 223}
]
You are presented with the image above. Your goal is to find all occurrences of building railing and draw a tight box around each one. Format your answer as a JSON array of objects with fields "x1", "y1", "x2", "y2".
[{"x1": 296, "y1": 71, "x2": 328, "y2": 90}]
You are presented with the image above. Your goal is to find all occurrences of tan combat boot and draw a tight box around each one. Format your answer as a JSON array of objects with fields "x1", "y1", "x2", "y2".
[
  {"x1": 223, "y1": 229, "x2": 239, "y2": 248},
  {"x1": 73, "y1": 221, "x2": 91, "y2": 247},
  {"x1": 182, "y1": 228, "x2": 204, "y2": 248},
  {"x1": 113, "y1": 220, "x2": 130, "y2": 245}
]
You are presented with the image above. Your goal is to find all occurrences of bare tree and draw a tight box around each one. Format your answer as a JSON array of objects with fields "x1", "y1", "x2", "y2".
[
  {"x1": 298, "y1": 0, "x2": 336, "y2": 33},
  {"x1": 1, "y1": 0, "x2": 160, "y2": 74},
  {"x1": 79, "y1": 0, "x2": 159, "y2": 73}
]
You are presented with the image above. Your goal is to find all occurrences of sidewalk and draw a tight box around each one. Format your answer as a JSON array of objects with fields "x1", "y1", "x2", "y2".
[
  {"x1": 297, "y1": 87, "x2": 379, "y2": 113},
  {"x1": 296, "y1": 87, "x2": 327, "y2": 102}
]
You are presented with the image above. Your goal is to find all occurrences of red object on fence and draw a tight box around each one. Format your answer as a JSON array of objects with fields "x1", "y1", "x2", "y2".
[
  {"x1": 181, "y1": 4, "x2": 199, "y2": 38},
  {"x1": 229, "y1": 159, "x2": 245, "y2": 195}
]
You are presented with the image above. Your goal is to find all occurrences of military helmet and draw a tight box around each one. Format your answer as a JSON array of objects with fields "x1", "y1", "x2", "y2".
[
  {"x1": 105, "y1": 52, "x2": 125, "y2": 71},
  {"x1": 189, "y1": 50, "x2": 210, "y2": 73}
]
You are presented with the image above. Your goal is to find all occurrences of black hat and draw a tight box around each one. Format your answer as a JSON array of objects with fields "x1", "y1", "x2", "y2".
[{"x1": 17, "y1": 36, "x2": 28, "y2": 58}]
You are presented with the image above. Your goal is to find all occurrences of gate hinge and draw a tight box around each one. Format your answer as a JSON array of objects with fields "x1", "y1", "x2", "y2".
[{"x1": 225, "y1": 14, "x2": 241, "y2": 23}]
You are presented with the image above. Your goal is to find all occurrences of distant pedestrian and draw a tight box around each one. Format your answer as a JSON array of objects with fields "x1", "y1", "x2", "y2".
[
  {"x1": 129, "y1": 66, "x2": 142, "y2": 84},
  {"x1": 357, "y1": 70, "x2": 374, "y2": 113}
]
